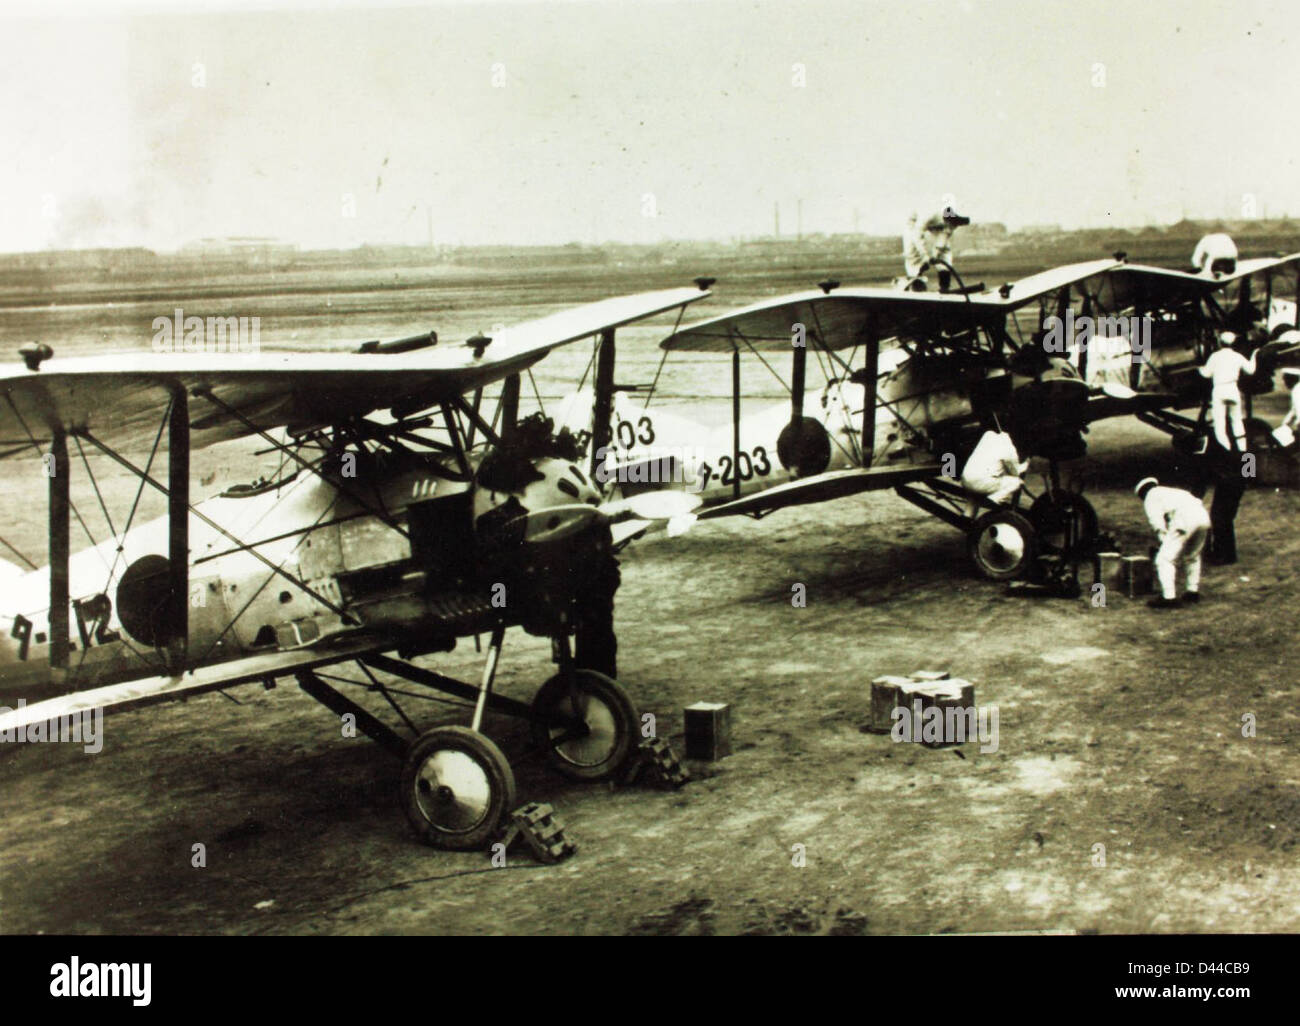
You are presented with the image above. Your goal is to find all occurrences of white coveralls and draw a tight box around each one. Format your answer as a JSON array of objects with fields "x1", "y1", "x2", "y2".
[
  {"x1": 903, "y1": 211, "x2": 955, "y2": 279},
  {"x1": 1280, "y1": 378, "x2": 1300, "y2": 431},
  {"x1": 1192, "y1": 234, "x2": 1238, "y2": 277},
  {"x1": 1198, "y1": 346, "x2": 1257, "y2": 451},
  {"x1": 1143, "y1": 485, "x2": 1211, "y2": 599},
  {"x1": 960, "y1": 430, "x2": 1028, "y2": 518}
]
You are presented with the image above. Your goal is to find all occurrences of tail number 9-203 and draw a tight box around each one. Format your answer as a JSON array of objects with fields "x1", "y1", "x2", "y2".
[{"x1": 699, "y1": 446, "x2": 772, "y2": 490}]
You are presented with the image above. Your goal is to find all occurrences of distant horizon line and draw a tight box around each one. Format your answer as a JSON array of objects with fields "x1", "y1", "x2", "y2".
[{"x1": 5, "y1": 214, "x2": 1300, "y2": 260}]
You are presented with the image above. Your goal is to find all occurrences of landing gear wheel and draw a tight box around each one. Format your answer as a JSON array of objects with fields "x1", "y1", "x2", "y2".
[
  {"x1": 1028, "y1": 492, "x2": 1098, "y2": 557},
  {"x1": 401, "y1": 726, "x2": 516, "y2": 851},
  {"x1": 1246, "y1": 417, "x2": 1279, "y2": 452},
  {"x1": 530, "y1": 669, "x2": 639, "y2": 781},
  {"x1": 968, "y1": 509, "x2": 1039, "y2": 581},
  {"x1": 1171, "y1": 429, "x2": 1209, "y2": 458}
]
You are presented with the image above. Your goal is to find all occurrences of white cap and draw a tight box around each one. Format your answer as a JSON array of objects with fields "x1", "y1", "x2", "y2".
[{"x1": 1134, "y1": 476, "x2": 1158, "y2": 497}]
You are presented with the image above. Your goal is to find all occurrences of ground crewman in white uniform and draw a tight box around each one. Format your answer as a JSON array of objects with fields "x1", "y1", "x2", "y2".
[
  {"x1": 903, "y1": 206, "x2": 970, "y2": 292},
  {"x1": 1277, "y1": 367, "x2": 1300, "y2": 445},
  {"x1": 1135, "y1": 477, "x2": 1211, "y2": 609},
  {"x1": 961, "y1": 429, "x2": 1028, "y2": 518},
  {"x1": 1191, "y1": 233, "x2": 1238, "y2": 277},
  {"x1": 1198, "y1": 332, "x2": 1258, "y2": 451}
]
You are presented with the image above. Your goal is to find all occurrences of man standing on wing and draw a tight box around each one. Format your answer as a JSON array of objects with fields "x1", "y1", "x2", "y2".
[{"x1": 903, "y1": 205, "x2": 970, "y2": 293}]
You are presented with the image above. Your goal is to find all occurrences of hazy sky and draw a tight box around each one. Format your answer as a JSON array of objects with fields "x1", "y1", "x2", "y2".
[{"x1": 3, "y1": 0, "x2": 1299, "y2": 251}]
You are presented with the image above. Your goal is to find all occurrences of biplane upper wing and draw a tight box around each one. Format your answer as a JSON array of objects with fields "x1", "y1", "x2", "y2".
[
  {"x1": 659, "y1": 260, "x2": 1122, "y2": 352},
  {"x1": 1092, "y1": 253, "x2": 1300, "y2": 312},
  {"x1": 0, "y1": 286, "x2": 709, "y2": 454}
]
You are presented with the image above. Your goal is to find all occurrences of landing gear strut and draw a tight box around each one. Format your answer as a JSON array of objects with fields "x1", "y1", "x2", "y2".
[
  {"x1": 531, "y1": 666, "x2": 639, "y2": 780},
  {"x1": 895, "y1": 463, "x2": 1101, "y2": 584},
  {"x1": 297, "y1": 627, "x2": 641, "y2": 851}
]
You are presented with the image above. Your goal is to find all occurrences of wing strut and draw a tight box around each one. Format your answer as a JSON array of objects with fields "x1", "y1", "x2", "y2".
[
  {"x1": 861, "y1": 317, "x2": 879, "y2": 467},
  {"x1": 167, "y1": 386, "x2": 189, "y2": 673},
  {"x1": 731, "y1": 344, "x2": 742, "y2": 500},
  {"x1": 48, "y1": 428, "x2": 69, "y2": 673},
  {"x1": 192, "y1": 387, "x2": 410, "y2": 539},
  {"x1": 450, "y1": 392, "x2": 502, "y2": 450},
  {"x1": 500, "y1": 373, "x2": 520, "y2": 443},
  {"x1": 591, "y1": 328, "x2": 615, "y2": 482},
  {"x1": 1077, "y1": 291, "x2": 1092, "y2": 384},
  {"x1": 790, "y1": 335, "x2": 807, "y2": 422}
]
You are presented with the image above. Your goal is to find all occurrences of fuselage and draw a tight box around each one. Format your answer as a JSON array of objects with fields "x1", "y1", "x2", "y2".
[
  {"x1": 0, "y1": 454, "x2": 465, "y2": 698},
  {"x1": 586, "y1": 347, "x2": 977, "y2": 509}
]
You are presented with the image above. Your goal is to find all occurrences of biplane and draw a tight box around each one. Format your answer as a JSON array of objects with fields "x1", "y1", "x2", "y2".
[
  {"x1": 0, "y1": 284, "x2": 709, "y2": 850},
  {"x1": 581, "y1": 246, "x2": 1300, "y2": 582}
]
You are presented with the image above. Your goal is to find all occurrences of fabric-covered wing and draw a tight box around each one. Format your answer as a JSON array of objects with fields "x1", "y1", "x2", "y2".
[
  {"x1": 0, "y1": 636, "x2": 390, "y2": 732},
  {"x1": 0, "y1": 286, "x2": 709, "y2": 455},
  {"x1": 1082, "y1": 387, "x2": 1182, "y2": 423},
  {"x1": 991, "y1": 259, "x2": 1125, "y2": 306},
  {"x1": 660, "y1": 260, "x2": 1121, "y2": 352},
  {"x1": 1092, "y1": 254, "x2": 1300, "y2": 312},
  {"x1": 695, "y1": 463, "x2": 945, "y2": 520}
]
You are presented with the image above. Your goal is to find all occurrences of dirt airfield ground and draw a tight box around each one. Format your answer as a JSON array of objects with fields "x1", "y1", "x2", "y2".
[{"x1": 1, "y1": 255, "x2": 1298, "y2": 934}]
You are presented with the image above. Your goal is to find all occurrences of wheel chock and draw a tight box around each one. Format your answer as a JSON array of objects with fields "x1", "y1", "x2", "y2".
[
  {"x1": 499, "y1": 802, "x2": 577, "y2": 864},
  {"x1": 621, "y1": 737, "x2": 691, "y2": 789}
]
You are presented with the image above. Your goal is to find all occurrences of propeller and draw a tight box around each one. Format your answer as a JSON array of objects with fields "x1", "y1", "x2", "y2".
[
  {"x1": 602, "y1": 490, "x2": 704, "y2": 542},
  {"x1": 504, "y1": 490, "x2": 703, "y2": 545},
  {"x1": 666, "y1": 513, "x2": 697, "y2": 538},
  {"x1": 599, "y1": 489, "x2": 702, "y2": 522}
]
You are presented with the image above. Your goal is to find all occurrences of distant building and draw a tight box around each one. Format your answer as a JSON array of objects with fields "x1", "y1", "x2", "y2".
[
  {"x1": 0, "y1": 247, "x2": 158, "y2": 272},
  {"x1": 181, "y1": 236, "x2": 298, "y2": 265},
  {"x1": 444, "y1": 243, "x2": 608, "y2": 268}
]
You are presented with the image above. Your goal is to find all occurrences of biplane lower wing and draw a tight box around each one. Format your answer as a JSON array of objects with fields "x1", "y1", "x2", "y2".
[
  {"x1": 695, "y1": 463, "x2": 945, "y2": 520},
  {"x1": 1083, "y1": 387, "x2": 1183, "y2": 424},
  {"x1": 0, "y1": 635, "x2": 390, "y2": 733}
]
